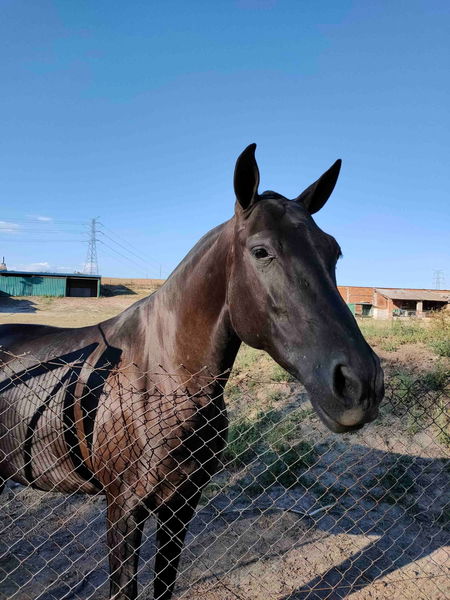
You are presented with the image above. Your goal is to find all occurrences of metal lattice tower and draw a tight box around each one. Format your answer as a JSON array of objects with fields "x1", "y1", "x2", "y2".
[
  {"x1": 84, "y1": 218, "x2": 99, "y2": 275},
  {"x1": 432, "y1": 269, "x2": 445, "y2": 290}
]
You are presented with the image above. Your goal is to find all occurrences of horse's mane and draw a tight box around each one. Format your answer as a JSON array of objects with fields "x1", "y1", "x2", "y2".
[{"x1": 163, "y1": 220, "x2": 229, "y2": 284}]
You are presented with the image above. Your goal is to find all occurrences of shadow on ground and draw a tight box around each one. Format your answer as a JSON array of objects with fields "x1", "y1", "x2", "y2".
[
  {"x1": 101, "y1": 284, "x2": 137, "y2": 296},
  {"x1": 186, "y1": 443, "x2": 449, "y2": 599},
  {"x1": 0, "y1": 295, "x2": 37, "y2": 313},
  {"x1": 1, "y1": 441, "x2": 448, "y2": 599}
]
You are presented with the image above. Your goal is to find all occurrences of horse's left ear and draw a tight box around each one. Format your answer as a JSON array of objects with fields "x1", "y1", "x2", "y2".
[
  {"x1": 234, "y1": 143, "x2": 260, "y2": 210},
  {"x1": 295, "y1": 159, "x2": 342, "y2": 214}
]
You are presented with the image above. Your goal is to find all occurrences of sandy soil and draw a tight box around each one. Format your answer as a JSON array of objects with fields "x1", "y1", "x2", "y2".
[
  {"x1": 0, "y1": 293, "x2": 449, "y2": 599},
  {"x1": 0, "y1": 294, "x2": 147, "y2": 328}
]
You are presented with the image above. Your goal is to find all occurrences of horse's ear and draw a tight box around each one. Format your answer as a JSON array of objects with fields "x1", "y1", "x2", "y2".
[
  {"x1": 295, "y1": 159, "x2": 342, "y2": 214},
  {"x1": 234, "y1": 143, "x2": 260, "y2": 210}
]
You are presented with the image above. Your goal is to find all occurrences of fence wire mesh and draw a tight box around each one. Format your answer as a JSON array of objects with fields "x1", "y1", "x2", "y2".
[{"x1": 0, "y1": 348, "x2": 449, "y2": 600}]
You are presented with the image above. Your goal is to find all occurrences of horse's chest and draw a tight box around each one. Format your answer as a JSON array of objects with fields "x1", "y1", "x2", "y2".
[
  {"x1": 93, "y1": 392, "x2": 228, "y2": 500},
  {"x1": 170, "y1": 402, "x2": 228, "y2": 470},
  {"x1": 151, "y1": 402, "x2": 228, "y2": 504}
]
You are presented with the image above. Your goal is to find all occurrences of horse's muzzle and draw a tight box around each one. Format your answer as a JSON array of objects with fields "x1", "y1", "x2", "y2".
[{"x1": 313, "y1": 356, "x2": 384, "y2": 433}]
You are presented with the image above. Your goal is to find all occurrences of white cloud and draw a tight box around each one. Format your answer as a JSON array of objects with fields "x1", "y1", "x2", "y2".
[
  {"x1": 0, "y1": 220, "x2": 20, "y2": 234},
  {"x1": 9, "y1": 262, "x2": 77, "y2": 273},
  {"x1": 10, "y1": 261, "x2": 51, "y2": 272},
  {"x1": 26, "y1": 214, "x2": 53, "y2": 222}
]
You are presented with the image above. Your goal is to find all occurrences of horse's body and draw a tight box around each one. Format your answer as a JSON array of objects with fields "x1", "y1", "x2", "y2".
[{"x1": 0, "y1": 145, "x2": 384, "y2": 599}]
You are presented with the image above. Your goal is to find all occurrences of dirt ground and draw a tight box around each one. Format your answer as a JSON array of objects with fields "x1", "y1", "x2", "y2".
[
  {"x1": 0, "y1": 293, "x2": 449, "y2": 599},
  {"x1": 0, "y1": 291, "x2": 150, "y2": 328}
]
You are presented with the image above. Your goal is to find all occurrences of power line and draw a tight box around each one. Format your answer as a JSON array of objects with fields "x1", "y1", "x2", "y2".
[
  {"x1": 1, "y1": 215, "x2": 166, "y2": 277},
  {"x1": 0, "y1": 239, "x2": 85, "y2": 243},
  {"x1": 99, "y1": 250, "x2": 149, "y2": 277},
  {"x1": 0, "y1": 229, "x2": 85, "y2": 234},
  {"x1": 99, "y1": 240, "x2": 150, "y2": 276},
  {"x1": 99, "y1": 223, "x2": 167, "y2": 271},
  {"x1": 0, "y1": 223, "x2": 84, "y2": 229},
  {"x1": 98, "y1": 231, "x2": 150, "y2": 266},
  {"x1": 1, "y1": 217, "x2": 88, "y2": 224},
  {"x1": 0, "y1": 222, "x2": 85, "y2": 235}
]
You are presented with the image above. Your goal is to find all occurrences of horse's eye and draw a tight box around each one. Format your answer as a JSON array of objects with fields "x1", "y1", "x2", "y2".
[{"x1": 252, "y1": 247, "x2": 270, "y2": 259}]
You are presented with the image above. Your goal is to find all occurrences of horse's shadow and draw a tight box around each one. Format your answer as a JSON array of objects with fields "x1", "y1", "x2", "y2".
[
  {"x1": 190, "y1": 434, "x2": 449, "y2": 599},
  {"x1": 276, "y1": 453, "x2": 449, "y2": 600}
]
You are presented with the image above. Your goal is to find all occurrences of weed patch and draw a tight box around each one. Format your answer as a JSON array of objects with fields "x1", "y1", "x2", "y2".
[
  {"x1": 380, "y1": 340, "x2": 399, "y2": 352},
  {"x1": 378, "y1": 462, "x2": 415, "y2": 505},
  {"x1": 223, "y1": 409, "x2": 283, "y2": 466},
  {"x1": 266, "y1": 412, "x2": 314, "y2": 451},
  {"x1": 271, "y1": 365, "x2": 295, "y2": 382},
  {"x1": 431, "y1": 339, "x2": 450, "y2": 357},
  {"x1": 256, "y1": 441, "x2": 318, "y2": 489},
  {"x1": 267, "y1": 390, "x2": 287, "y2": 403}
]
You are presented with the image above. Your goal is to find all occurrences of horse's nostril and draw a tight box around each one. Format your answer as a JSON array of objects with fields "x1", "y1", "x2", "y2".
[
  {"x1": 332, "y1": 364, "x2": 360, "y2": 404},
  {"x1": 333, "y1": 364, "x2": 347, "y2": 397}
]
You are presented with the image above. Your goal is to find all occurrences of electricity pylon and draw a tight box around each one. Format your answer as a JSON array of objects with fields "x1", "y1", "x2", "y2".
[{"x1": 84, "y1": 218, "x2": 100, "y2": 275}]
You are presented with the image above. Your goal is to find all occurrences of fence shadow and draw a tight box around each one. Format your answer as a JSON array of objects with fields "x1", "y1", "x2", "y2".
[
  {"x1": 185, "y1": 441, "x2": 449, "y2": 599},
  {"x1": 277, "y1": 448, "x2": 448, "y2": 598}
]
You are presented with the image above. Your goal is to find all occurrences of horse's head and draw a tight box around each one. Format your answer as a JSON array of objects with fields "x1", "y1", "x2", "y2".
[{"x1": 227, "y1": 144, "x2": 384, "y2": 433}]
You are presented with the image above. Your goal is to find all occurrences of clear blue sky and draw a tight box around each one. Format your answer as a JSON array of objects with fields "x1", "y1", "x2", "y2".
[{"x1": 1, "y1": 0, "x2": 449, "y2": 287}]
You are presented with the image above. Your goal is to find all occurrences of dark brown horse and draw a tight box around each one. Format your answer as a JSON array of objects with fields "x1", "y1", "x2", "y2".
[{"x1": 0, "y1": 144, "x2": 384, "y2": 599}]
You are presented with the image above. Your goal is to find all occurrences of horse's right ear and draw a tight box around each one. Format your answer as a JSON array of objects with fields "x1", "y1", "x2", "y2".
[{"x1": 234, "y1": 143, "x2": 260, "y2": 210}]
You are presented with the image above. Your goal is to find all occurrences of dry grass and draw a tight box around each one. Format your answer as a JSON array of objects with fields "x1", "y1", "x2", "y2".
[{"x1": 359, "y1": 310, "x2": 450, "y2": 357}]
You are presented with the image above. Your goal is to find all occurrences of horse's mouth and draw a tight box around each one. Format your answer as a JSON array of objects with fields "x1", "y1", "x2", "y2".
[{"x1": 313, "y1": 401, "x2": 377, "y2": 434}]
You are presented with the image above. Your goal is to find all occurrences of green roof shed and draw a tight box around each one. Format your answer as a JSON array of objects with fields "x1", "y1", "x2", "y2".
[{"x1": 0, "y1": 272, "x2": 101, "y2": 297}]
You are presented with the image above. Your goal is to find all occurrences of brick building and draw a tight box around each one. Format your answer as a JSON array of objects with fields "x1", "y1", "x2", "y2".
[{"x1": 337, "y1": 286, "x2": 450, "y2": 319}]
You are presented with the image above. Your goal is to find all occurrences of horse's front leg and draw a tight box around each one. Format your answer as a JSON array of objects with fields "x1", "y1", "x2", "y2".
[
  {"x1": 106, "y1": 495, "x2": 149, "y2": 600},
  {"x1": 154, "y1": 489, "x2": 201, "y2": 600}
]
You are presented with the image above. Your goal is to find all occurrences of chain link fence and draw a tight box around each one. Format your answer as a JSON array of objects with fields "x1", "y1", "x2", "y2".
[{"x1": 0, "y1": 348, "x2": 449, "y2": 599}]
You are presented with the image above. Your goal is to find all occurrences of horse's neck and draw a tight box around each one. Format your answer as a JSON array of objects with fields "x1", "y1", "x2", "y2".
[{"x1": 139, "y1": 220, "x2": 241, "y2": 377}]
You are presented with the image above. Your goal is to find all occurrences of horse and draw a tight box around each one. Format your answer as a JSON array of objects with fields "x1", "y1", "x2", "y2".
[{"x1": 0, "y1": 144, "x2": 384, "y2": 600}]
